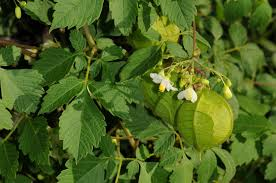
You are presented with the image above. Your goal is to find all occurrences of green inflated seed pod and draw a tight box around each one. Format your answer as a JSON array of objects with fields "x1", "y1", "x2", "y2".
[{"x1": 176, "y1": 89, "x2": 233, "y2": 150}]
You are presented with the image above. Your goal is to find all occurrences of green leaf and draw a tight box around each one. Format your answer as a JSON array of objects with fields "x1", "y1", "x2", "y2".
[
  {"x1": 234, "y1": 114, "x2": 271, "y2": 138},
  {"x1": 127, "y1": 161, "x2": 140, "y2": 179},
  {"x1": 237, "y1": 95, "x2": 270, "y2": 115},
  {"x1": 154, "y1": 132, "x2": 175, "y2": 155},
  {"x1": 18, "y1": 117, "x2": 49, "y2": 165},
  {"x1": 34, "y1": 48, "x2": 76, "y2": 85},
  {"x1": 90, "y1": 79, "x2": 143, "y2": 118},
  {"x1": 265, "y1": 158, "x2": 276, "y2": 180},
  {"x1": 166, "y1": 42, "x2": 188, "y2": 58},
  {"x1": 124, "y1": 106, "x2": 170, "y2": 139},
  {"x1": 50, "y1": 0, "x2": 104, "y2": 31},
  {"x1": 224, "y1": 0, "x2": 252, "y2": 22},
  {"x1": 239, "y1": 43, "x2": 265, "y2": 77},
  {"x1": 212, "y1": 147, "x2": 236, "y2": 183},
  {"x1": 205, "y1": 17, "x2": 223, "y2": 40},
  {"x1": 110, "y1": 0, "x2": 138, "y2": 35},
  {"x1": 25, "y1": 0, "x2": 52, "y2": 24},
  {"x1": 160, "y1": 147, "x2": 183, "y2": 167},
  {"x1": 197, "y1": 150, "x2": 217, "y2": 183},
  {"x1": 249, "y1": 1, "x2": 272, "y2": 33},
  {"x1": 263, "y1": 134, "x2": 276, "y2": 157},
  {"x1": 230, "y1": 137, "x2": 258, "y2": 166},
  {"x1": 0, "y1": 69, "x2": 44, "y2": 111},
  {"x1": 229, "y1": 22, "x2": 247, "y2": 47},
  {"x1": 120, "y1": 46, "x2": 162, "y2": 80},
  {"x1": 0, "y1": 46, "x2": 21, "y2": 66},
  {"x1": 138, "y1": 162, "x2": 157, "y2": 183},
  {"x1": 138, "y1": 2, "x2": 158, "y2": 32},
  {"x1": 57, "y1": 156, "x2": 107, "y2": 183},
  {"x1": 160, "y1": 0, "x2": 196, "y2": 31},
  {"x1": 0, "y1": 142, "x2": 19, "y2": 181},
  {"x1": 99, "y1": 135, "x2": 115, "y2": 157},
  {"x1": 14, "y1": 175, "x2": 32, "y2": 183},
  {"x1": 0, "y1": 100, "x2": 13, "y2": 130},
  {"x1": 69, "y1": 30, "x2": 87, "y2": 52},
  {"x1": 100, "y1": 45, "x2": 125, "y2": 62},
  {"x1": 256, "y1": 74, "x2": 276, "y2": 95},
  {"x1": 59, "y1": 90, "x2": 106, "y2": 161},
  {"x1": 170, "y1": 158, "x2": 193, "y2": 183},
  {"x1": 40, "y1": 76, "x2": 83, "y2": 114}
]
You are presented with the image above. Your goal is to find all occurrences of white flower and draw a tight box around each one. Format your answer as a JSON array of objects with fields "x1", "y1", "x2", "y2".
[
  {"x1": 150, "y1": 73, "x2": 178, "y2": 92},
  {"x1": 177, "y1": 87, "x2": 198, "y2": 103}
]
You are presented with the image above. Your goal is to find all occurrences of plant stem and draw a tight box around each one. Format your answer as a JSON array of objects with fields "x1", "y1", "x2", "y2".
[
  {"x1": 224, "y1": 46, "x2": 244, "y2": 54},
  {"x1": 115, "y1": 158, "x2": 123, "y2": 183},
  {"x1": 192, "y1": 20, "x2": 197, "y2": 56},
  {"x1": 83, "y1": 24, "x2": 97, "y2": 86},
  {"x1": 83, "y1": 24, "x2": 96, "y2": 48},
  {"x1": 120, "y1": 122, "x2": 136, "y2": 150},
  {"x1": 2, "y1": 114, "x2": 25, "y2": 143}
]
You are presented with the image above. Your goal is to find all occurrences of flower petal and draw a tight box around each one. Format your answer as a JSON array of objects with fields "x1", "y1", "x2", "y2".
[
  {"x1": 150, "y1": 73, "x2": 163, "y2": 84},
  {"x1": 177, "y1": 90, "x2": 186, "y2": 100}
]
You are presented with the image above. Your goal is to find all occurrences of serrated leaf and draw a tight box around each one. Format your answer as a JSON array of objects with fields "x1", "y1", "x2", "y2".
[
  {"x1": 40, "y1": 76, "x2": 83, "y2": 114},
  {"x1": 34, "y1": 48, "x2": 76, "y2": 85},
  {"x1": 237, "y1": 95, "x2": 269, "y2": 116},
  {"x1": 120, "y1": 46, "x2": 162, "y2": 80},
  {"x1": 110, "y1": 0, "x2": 138, "y2": 35},
  {"x1": 59, "y1": 90, "x2": 106, "y2": 161},
  {"x1": 197, "y1": 150, "x2": 217, "y2": 183},
  {"x1": 160, "y1": 147, "x2": 183, "y2": 167},
  {"x1": 50, "y1": 0, "x2": 104, "y2": 31},
  {"x1": 166, "y1": 42, "x2": 188, "y2": 58},
  {"x1": 205, "y1": 17, "x2": 223, "y2": 40},
  {"x1": 229, "y1": 22, "x2": 247, "y2": 47},
  {"x1": 265, "y1": 158, "x2": 276, "y2": 180},
  {"x1": 230, "y1": 137, "x2": 258, "y2": 166},
  {"x1": 0, "y1": 69, "x2": 44, "y2": 111},
  {"x1": 138, "y1": 2, "x2": 158, "y2": 32},
  {"x1": 0, "y1": 100, "x2": 13, "y2": 130},
  {"x1": 57, "y1": 156, "x2": 107, "y2": 183},
  {"x1": 239, "y1": 43, "x2": 265, "y2": 77},
  {"x1": 160, "y1": 0, "x2": 196, "y2": 31},
  {"x1": 69, "y1": 30, "x2": 87, "y2": 52},
  {"x1": 154, "y1": 132, "x2": 175, "y2": 155},
  {"x1": 0, "y1": 46, "x2": 21, "y2": 66},
  {"x1": 99, "y1": 135, "x2": 115, "y2": 157},
  {"x1": 263, "y1": 134, "x2": 276, "y2": 157},
  {"x1": 25, "y1": 0, "x2": 52, "y2": 24},
  {"x1": 18, "y1": 117, "x2": 49, "y2": 165},
  {"x1": 124, "y1": 106, "x2": 170, "y2": 139},
  {"x1": 138, "y1": 162, "x2": 157, "y2": 183},
  {"x1": 224, "y1": 0, "x2": 252, "y2": 22},
  {"x1": 0, "y1": 142, "x2": 19, "y2": 181},
  {"x1": 90, "y1": 79, "x2": 143, "y2": 118},
  {"x1": 233, "y1": 115, "x2": 271, "y2": 138},
  {"x1": 170, "y1": 158, "x2": 193, "y2": 183},
  {"x1": 127, "y1": 161, "x2": 140, "y2": 179},
  {"x1": 212, "y1": 147, "x2": 236, "y2": 183},
  {"x1": 249, "y1": 1, "x2": 272, "y2": 33}
]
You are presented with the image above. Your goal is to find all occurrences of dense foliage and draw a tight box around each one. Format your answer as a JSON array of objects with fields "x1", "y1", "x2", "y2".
[{"x1": 0, "y1": 0, "x2": 276, "y2": 182}]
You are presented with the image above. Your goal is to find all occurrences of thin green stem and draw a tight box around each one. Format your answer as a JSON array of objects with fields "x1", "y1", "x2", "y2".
[
  {"x1": 83, "y1": 24, "x2": 96, "y2": 48},
  {"x1": 84, "y1": 50, "x2": 93, "y2": 86},
  {"x1": 224, "y1": 46, "x2": 244, "y2": 54},
  {"x1": 115, "y1": 159, "x2": 123, "y2": 183},
  {"x1": 2, "y1": 114, "x2": 25, "y2": 143}
]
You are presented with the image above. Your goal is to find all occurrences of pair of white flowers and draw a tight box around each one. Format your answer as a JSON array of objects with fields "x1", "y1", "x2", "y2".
[{"x1": 150, "y1": 73, "x2": 198, "y2": 103}]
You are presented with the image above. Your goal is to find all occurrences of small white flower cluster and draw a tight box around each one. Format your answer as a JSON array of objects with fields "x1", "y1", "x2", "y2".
[{"x1": 150, "y1": 73, "x2": 198, "y2": 103}]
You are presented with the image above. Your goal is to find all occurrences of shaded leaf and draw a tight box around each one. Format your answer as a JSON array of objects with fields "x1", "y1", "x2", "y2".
[{"x1": 0, "y1": 46, "x2": 21, "y2": 66}]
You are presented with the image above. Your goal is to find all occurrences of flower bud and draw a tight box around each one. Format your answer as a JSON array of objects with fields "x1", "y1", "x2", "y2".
[
  {"x1": 201, "y1": 79, "x2": 209, "y2": 85},
  {"x1": 20, "y1": 1, "x2": 27, "y2": 7},
  {"x1": 223, "y1": 86, "x2": 232, "y2": 99},
  {"x1": 226, "y1": 79, "x2": 232, "y2": 87},
  {"x1": 15, "y1": 6, "x2": 21, "y2": 19}
]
